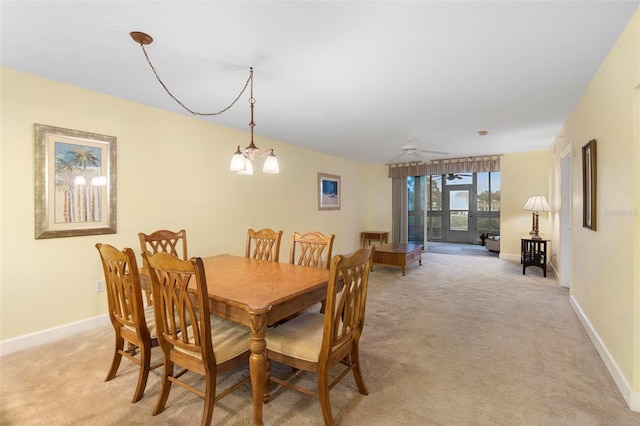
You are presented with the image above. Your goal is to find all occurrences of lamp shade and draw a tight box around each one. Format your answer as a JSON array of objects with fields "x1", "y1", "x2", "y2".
[
  {"x1": 522, "y1": 196, "x2": 551, "y2": 212},
  {"x1": 237, "y1": 159, "x2": 254, "y2": 175},
  {"x1": 262, "y1": 152, "x2": 279, "y2": 174},
  {"x1": 229, "y1": 147, "x2": 246, "y2": 172}
]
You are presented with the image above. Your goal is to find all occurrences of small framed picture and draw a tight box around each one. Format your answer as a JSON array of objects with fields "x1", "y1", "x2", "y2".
[
  {"x1": 318, "y1": 173, "x2": 340, "y2": 211},
  {"x1": 34, "y1": 124, "x2": 117, "y2": 239}
]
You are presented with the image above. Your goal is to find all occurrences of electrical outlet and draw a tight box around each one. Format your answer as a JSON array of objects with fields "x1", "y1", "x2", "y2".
[{"x1": 96, "y1": 279, "x2": 106, "y2": 293}]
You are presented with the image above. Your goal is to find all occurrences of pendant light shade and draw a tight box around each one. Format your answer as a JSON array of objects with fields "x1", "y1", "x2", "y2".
[{"x1": 262, "y1": 151, "x2": 280, "y2": 174}]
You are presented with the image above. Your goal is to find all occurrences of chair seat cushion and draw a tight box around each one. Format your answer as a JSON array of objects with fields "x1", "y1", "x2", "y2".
[
  {"x1": 210, "y1": 316, "x2": 251, "y2": 363},
  {"x1": 266, "y1": 312, "x2": 324, "y2": 362},
  {"x1": 123, "y1": 306, "x2": 158, "y2": 339},
  {"x1": 173, "y1": 315, "x2": 250, "y2": 364}
]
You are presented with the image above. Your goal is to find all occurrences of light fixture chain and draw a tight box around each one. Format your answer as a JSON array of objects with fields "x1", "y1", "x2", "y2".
[{"x1": 138, "y1": 43, "x2": 252, "y2": 117}]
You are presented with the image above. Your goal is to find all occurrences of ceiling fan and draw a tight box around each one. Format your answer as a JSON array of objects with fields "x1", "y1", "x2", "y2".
[
  {"x1": 386, "y1": 139, "x2": 449, "y2": 164},
  {"x1": 446, "y1": 173, "x2": 472, "y2": 180}
]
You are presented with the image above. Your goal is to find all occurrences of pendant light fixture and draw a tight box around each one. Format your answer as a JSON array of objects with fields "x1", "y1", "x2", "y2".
[
  {"x1": 130, "y1": 31, "x2": 279, "y2": 175},
  {"x1": 228, "y1": 68, "x2": 280, "y2": 174}
]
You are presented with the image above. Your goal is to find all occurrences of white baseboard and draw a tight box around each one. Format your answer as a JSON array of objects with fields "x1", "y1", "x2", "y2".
[
  {"x1": 499, "y1": 253, "x2": 520, "y2": 262},
  {"x1": 570, "y1": 295, "x2": 640, "y2": 412},
  {"x1": 0, "y1": 314, "x2": 109, "y2": 357}
]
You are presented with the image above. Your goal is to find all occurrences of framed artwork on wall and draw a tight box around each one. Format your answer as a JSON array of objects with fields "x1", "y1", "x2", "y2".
[
  {"x1": 318, "y1": 173, "x2": 341, "y2": 211},
  {"x1": 582, "y1": 139, "x2": 597, "y2": 231},
  {"x1": 34, "y1": 124, "x2": 117, "y2": 239}
]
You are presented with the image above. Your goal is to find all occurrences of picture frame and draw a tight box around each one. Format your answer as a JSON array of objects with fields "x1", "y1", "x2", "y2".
[
  {"x1": 582, "y1": 139, "x2": 597, "y2": 231},
  {"x1": 318, "y1": 173, "x2": 341, "y2": 211},
  {"x1": 34, "y1": 124, "x2": 117, "y2": 239}
]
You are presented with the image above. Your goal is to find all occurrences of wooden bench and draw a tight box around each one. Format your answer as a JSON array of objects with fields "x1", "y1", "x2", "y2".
[{"x1": 371, "y1": 243, "x2": 422, "y2": 276}]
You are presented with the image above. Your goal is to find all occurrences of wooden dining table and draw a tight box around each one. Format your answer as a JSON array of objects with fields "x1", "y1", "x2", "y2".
[{"x1": 144, "y1": 254, "x2": 331, "y2": 426}]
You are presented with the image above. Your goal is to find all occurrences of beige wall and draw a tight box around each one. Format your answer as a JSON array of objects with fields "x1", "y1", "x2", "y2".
[
  {"x1": 549, "y1": 7, "x2": 640, "y2": 400},
  {"x1": 365, "y1": 165, "x2": 392, "y2": 230},
  {"x1": 497, "y1": 151, "x2": 551, "y2": 260},
  {"x1": 0, "y1": 67, "x2": 388, "y2": 340}
]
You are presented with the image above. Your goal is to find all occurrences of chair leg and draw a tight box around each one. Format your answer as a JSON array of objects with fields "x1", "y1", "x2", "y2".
[
  {"x1": 105, "y1": 334, "x2": 124, "y2": 381},
  {"x1": 264, "y1": 359, "x2": 271, "y2": 403},
  {"x1": 131, "y1": 343, "x2": 151, "y2": 403},
  {"x1": 350, "y1": 346, "x2": 368, "y2": 395},
  {"x1": 153, "y1": 359, "x2": 174, "y2": 416},
  {"x1": 318, "y1": 367, "x2": 335, "y2": 426},
  {"x1": 201, "y1": 370, "x2": 216, "y2": 426}
]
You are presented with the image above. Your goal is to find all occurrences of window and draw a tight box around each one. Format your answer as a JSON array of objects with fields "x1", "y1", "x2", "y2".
[
  {"x1": 476, "y1": 172, "x2": 501, "y2": 238},
  {"x1": 408, "y1": 176, "x2": 425, "y2": 243},
  {"x1": 407, "y1": 172, "x2": 500, "y2": 244},
  {"x1": 426, "y1": 175, "x2": 443, "y2": 241}
]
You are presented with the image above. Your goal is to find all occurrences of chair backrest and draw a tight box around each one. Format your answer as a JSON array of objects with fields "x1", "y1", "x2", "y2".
[
  {"x1": 138, "y1": 229, "x2": 188, "y2": 260},
  {"x1": 95, "y1": 243, "x2": 150, "y2": 342},
  {"x1": 289, "y1": 231, "x2": 335, "y2": 269},
  {"x1": 143, "y1": 251, "x2": 215, "y2": 368},
  {"x1": 245, "y1": 228, "x2": 283, "y2": 262},
  {"x1": 321, "y1": 246, "x2": 374, "y2": 362}
]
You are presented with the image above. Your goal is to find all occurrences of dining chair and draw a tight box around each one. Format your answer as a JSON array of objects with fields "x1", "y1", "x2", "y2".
[
  {"x1": 288, "y1": 231, "x2": 335, "y2": 315},
  {"x1": 266, "y1": 246, "x2": 375, "y2": 426},
  {"x1": 245, "y1": 228, "x2": 283, "y2": 262},
  {"x1": 138, "y1": 229, "x2": 188, "y2": 260},
  {"x1": 142, "y1": 251, "x2": 251, "y2": 426},
  {"x1": 289, "y1": 231, "x2": 335, "y2": 269},
  {"x1": 138, "y1": 229, "x2": 188, "y2": 304},
  {"x1": 95, "y1": 243, "x2": 161, "y2": 403}
]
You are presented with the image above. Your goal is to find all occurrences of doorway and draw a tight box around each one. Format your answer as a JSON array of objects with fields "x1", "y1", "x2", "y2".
[
  {"x1": 559, "y1": 148, "x2": 571, "y2": 288},
  {"x1": 407, "y1": 172, "x2": 500, "y2": 246},
  {"x1": 445, "y1": 183, "x2": 474, "y2": 243}
]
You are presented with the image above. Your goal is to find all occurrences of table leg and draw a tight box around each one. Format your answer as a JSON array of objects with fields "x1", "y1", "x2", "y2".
[{"x1": 249, "y1": 311, "x2": 267, "y2": 426}]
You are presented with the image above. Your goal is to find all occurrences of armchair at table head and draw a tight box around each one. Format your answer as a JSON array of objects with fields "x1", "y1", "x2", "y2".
[
  {"x1": 95, "y1": 243, "x2": 161, "y2": 403},
  {"x1": 245, "y1": 228, "x2": 283, "y2": 262}
]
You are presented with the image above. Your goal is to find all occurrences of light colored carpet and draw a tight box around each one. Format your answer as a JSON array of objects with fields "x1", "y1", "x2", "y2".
[{"x1": 2, "y1": 253, "x2": 638, "y2": 425}]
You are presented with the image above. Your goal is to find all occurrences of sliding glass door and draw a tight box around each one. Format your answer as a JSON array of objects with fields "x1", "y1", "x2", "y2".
[{"x1": 407, "y1": 172, "x2": 501, "y2": 245}]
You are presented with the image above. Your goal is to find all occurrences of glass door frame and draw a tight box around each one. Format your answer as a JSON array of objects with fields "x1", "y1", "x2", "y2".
[{"x1": 443, "y1": 183, "x2": 476, "y2": 243}]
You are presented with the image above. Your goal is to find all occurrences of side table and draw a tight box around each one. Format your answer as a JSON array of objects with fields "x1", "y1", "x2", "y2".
[
  {"x1": 361, "y1": 231, "x2": 388, "y2": 248},
  {"x1": 521, "y1": 237, "x2": 550, "y2": 277}
]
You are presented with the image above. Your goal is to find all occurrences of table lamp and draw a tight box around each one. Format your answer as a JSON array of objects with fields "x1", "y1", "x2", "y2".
[{"x1": 522, "y1": 196, "x2": 551, "y2": 239}]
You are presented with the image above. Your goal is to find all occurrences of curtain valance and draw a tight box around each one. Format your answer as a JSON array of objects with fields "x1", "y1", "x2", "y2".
[{"x1": 388, "y1": 155, "x2": 501, "y2": 178}]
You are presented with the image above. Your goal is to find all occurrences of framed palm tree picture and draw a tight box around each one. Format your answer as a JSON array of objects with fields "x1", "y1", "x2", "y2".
[{"x1": 34, "y1": 124, "x2": 117, "y2": 239}]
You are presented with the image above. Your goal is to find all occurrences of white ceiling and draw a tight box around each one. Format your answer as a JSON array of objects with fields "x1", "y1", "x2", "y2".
[{"x1": 2, "y1": 1, "x2": 638, "y2": 165}]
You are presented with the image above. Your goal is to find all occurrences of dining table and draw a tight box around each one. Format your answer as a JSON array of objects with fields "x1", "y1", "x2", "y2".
[{"x1": 143, "y1": 254, "x2": 331, "y2": 426}]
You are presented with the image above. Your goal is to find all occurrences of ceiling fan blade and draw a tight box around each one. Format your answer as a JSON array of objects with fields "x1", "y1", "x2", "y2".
[
  {"x1": 387, "y1": 151, "x2": 429, "y2": 164},
  {"x1": 418, "y1": 149, "x2": 449, "y2": 155},
  {"x1": 386, "y1": 152, "x2": 409, "y2": 164}
]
